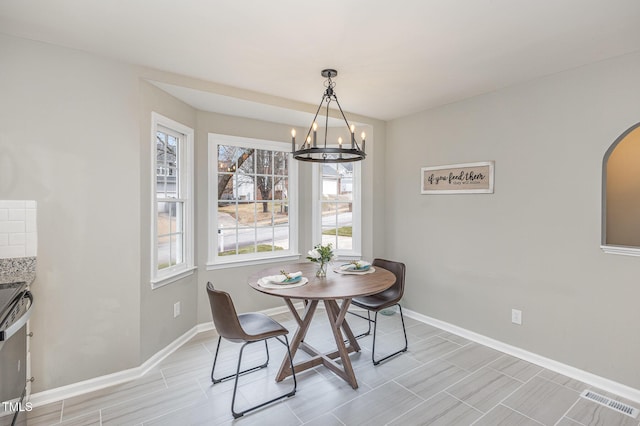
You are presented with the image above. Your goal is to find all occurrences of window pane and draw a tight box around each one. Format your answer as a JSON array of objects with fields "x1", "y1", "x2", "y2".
[
  {"x1": 322, "y1": 175, "x2": 339, "y2": 200},
  {"x1": 273, "y1": 202, "x2": 289, "y2": 225},
  {"x1": 255, "y1": 176, "x2": 273, "y2": 201},
  {"x1": 168, "y1": 202, "x2": 176, "y2": 234},
  {"x1": 237, "y1": 227, "x2": 257, "y2": 254},
  {"x1": 211, "y1": 136, "x2": 295, "y2": 263},
  {"x1": 237, "y1": 148, "x2": 255, "y2": 174},
  {"x1": 218, "y1": 145, "x2": 237, "y2": 172},
  {"x1": 157, "y1": 130, "x2": 179, "y2": 195},
  {"x1": 337, "y1": 235, "x2": 353, "y2": 250},
  {"x1": 337, "y1": 164, "x2": 353, "y2": 200},
  {"x1": 218, "y1": 173, "x2": 235, "y2": 201},
  {"x1": 274, "y1": 151, "x2": 288, "y2": 176},
  {"x1": 336, "y1": 210, "x2": 353, "y2": 250},
  {"x1": 274, "y1": 178, "x2": 288, "y2": 200},
  {"x1": 257, "y1": 225, "x2": 275, "y2": 252},
  {"x1": 237, "y1": 202, "x2": 256, "y2": 226},
  {"x1": 217, "y1": 201, "x2": 236, "y2": 222},
  {"x1": 157, "y1": 235, "x2": 171, "y2": 269},
  {"x1": 322, "y1": 163, "x2": 353, "y2": 202},
  {"x1": 157, "y1": 201, "x2": 173, "y2": 236},
  {"x1": 165, "y1": 167, "x2": 177, "y2": 199},
  {"x1": 156, "y1": 176, "x2": 167, "y2": 198},
  {"x1": 217, "y1": 227, "x2": 235, "y2": 256},
  {"x1": 153, "y1": 117, "x2": 194, "y2": 282},
  {"x1": 171, "y1": 233, "x2": 184, "y2": 265},
  {"x1": 236, "y1": 174, "x2": 255, "y2": 201},
  {"x1": 218, "y1": 202, "x2": 249, "y2": 225},
  {"x1": 322, "y1": 202, "x2": 338, "y2": 216},
  {"x1": 273, "y1": 225, "x2": 290, "y2": 250},
  {"x1": 156, "y1": 201, "x2": 185, "y2": 270},
  {"x1": 256, "y1": 201, "x2": 271, "y2": 224},
  {"x1": 255, "y1": 149, "x2": 272, "y2": 175},
  {"x1": 321, "y1": 233, "x2": 335, "y2": 247}
]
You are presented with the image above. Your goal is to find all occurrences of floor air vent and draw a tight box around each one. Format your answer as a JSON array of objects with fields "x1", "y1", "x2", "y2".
[{"x1": 580, "y1": 390, "x2": 639, "y2": 418}]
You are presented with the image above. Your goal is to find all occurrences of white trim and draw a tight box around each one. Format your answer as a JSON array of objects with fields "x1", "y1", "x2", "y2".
[
  {"x1": 29, "y1": 303, "x2": 640, "y2": 408},
  {"x1": 27, "y1": 302, "x2": 302, "y2": 408},
  {"x1": 208, "y1": 133, "x2": 299, "y2": 266},
  {"x1": 150, "y1": 266, "x2": 196, "y2": 289},
  {"x1": 600, "y1": 245, "x2": 640, "y2": 257},
  {"x1": 403, "y1": 308, "x2": 640, "y2": 404},
  {"x1": 206, "y1": 253, "x2": 301, "y2": 270},
  {"x1": 150, "y1": 113, "x2": 195, "y2": 287},
  {"x1": 29, "y1": 323, "x2": 200, "y2": 407}
]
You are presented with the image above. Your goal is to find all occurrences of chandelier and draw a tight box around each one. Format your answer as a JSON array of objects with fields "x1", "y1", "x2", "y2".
[{"x1": 291, "y1": 69, "x2": 366, "y2": 163}]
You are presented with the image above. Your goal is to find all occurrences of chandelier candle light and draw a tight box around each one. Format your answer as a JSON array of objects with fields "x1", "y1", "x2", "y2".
[{"x1": 291, "y1": 69, "x2": 366, "y2": 163}]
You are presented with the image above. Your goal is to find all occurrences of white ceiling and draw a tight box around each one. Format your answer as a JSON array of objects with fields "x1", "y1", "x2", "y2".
[{"x1": 2, "y1": 0, "x2": 640, "y2": 122}]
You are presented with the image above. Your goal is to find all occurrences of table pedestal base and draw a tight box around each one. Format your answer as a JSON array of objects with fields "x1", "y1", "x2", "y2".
[{"x1": 276, "y1": 298, "x2": 361, "y2": 389}]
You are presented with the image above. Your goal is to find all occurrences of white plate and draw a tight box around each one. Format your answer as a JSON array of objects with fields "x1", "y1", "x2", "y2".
[
  {"x1": 257, "y1": 277, "x2": 309, "y2": 289},
  {"x1": 333, "y1": 266, "x2": 376, "y2": 275}
]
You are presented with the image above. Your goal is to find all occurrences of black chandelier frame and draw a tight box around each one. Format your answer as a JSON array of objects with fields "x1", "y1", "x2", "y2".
[{"x1": 291, "y1": 69, "x2": 366, "y2": 163}]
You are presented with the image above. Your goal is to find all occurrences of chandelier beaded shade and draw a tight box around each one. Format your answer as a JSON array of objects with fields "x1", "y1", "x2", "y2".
[{"x1": 291, "y1": 69, "x2": 366, "y2": 163}]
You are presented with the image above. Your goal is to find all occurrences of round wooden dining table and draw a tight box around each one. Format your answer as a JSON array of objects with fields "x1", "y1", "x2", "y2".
[{"x1": 248, "y1": 261, "x2": 396, "y2": 389}]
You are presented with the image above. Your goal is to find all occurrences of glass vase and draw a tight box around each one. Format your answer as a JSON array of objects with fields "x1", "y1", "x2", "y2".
[{"x1": 316, "y1": 261, "x2": 327, "y2": 277}]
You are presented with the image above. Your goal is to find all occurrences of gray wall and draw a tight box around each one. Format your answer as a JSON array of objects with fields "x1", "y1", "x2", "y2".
[
  {"x1": 9, "y1": 25, "x2": 637, "y2": 396},
  {"x1": 0, "y1": 33, "x2": 387, "y2": 392},
  {"x1": 385, "y1": 51, "x2": 640, "y2": 389},
  {"x1": 138, "y1": 81, "x2": 199, "y2": 361},
  {"x1": 0, "y1": 34, "x2": 142, "y2": 391}
]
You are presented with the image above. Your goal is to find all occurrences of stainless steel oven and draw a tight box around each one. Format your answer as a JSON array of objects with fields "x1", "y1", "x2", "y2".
[{"x1": 0, "y1": 282, "x2": 33, "y2": 426}]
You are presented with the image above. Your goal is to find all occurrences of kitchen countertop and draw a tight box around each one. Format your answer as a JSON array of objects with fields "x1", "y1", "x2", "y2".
[{"x1": 0, "y1": 257, "x2": 37, "y2": 285}]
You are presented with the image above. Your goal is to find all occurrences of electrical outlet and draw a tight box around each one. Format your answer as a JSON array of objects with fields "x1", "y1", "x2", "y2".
[
  {"x1": 174, "y1": 301, "x2": 181, "y2": 318},
  {"x1": 511, "y1": 309, "x2": 522, "y2": 325}
]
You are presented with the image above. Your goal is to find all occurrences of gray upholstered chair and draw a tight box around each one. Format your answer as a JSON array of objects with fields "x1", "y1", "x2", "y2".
[
  {"x1": 350, "y1": 259, "x2": 408, "y2": 365},
  {"x1": 207, "y1": 282, "x2": 296, "y2": 418}
]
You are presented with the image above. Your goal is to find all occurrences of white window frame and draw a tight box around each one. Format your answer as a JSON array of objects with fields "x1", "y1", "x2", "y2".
[
  {"x1": 312, "y1": 162, "x2": 362, "y2": 259},
  {"x1": 208, "y1": 133, "x2": 299, "y2": 269},
  {"x1": 150, "y1": 112, "x2": 195, "y2": 288}
]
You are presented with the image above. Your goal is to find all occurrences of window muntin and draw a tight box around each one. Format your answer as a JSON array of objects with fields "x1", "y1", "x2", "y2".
[
  {"x1": 314, "y1": 162, "x2": 361, "y2": 257},
  {"x1": 151, "y1": 114, "x2": 194, "y2": 286},
  {"x1": 210, "y1": 134, "x2": 298, "y2": 266}
]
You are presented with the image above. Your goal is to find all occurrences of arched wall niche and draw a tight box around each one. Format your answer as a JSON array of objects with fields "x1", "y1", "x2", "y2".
[{"x1": 602, "y1": 122, "x2": 640, "y2": 256}]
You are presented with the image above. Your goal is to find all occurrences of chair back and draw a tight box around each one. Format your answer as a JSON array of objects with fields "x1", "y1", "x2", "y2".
[
  {"x1": 372, "y1": 258, "x2": 406, "y2": 303},
  {"x1": 206, "y1": 282, "x2": 248, "y2": 342}
]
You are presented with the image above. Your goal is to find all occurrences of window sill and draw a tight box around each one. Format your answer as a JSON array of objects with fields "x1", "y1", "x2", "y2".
[
  {"x1": 600, "y1": 245, "x2": 640, "y2": 257},
  {"x1": 207, "y1": 253, "x2": 301, "y2": 270},
  {"x1": 335, "y1": 254, "x2": 363, "y2": 262},
  {"x1": 151, "y1": 266, "x2": 197, "y2": 289}
]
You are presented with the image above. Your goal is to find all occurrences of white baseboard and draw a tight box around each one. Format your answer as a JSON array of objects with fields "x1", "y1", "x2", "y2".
[
  {"x1": 29, "y1": 303, "x2": 640, "y2": 408},
  {"x1": 29, "y1": 323, "x2": 201, "y2": 407},
  {"x1": 28, "y1": 302, "x2": 302, "y2": 408},
  {"x1": 403, "y1": 308, "x2": 640, "y2": 404}
]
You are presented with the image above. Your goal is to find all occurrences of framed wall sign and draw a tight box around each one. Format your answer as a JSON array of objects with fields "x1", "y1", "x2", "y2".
[{"x1": 421, "y1": 161, "x2": 494, "y2": 194}]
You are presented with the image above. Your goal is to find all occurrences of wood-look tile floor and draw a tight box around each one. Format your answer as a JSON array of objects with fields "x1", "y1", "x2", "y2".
[{"x1": 9, "y1": 311, "x2": 640, "y2": 426}]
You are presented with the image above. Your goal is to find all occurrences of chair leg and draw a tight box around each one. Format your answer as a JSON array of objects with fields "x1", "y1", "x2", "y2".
[
  {"x1": 347, "y1": 309, "x2": 373, "y2": 338},
  {"x1": 231, "y1": 336, "x2": 297, "y2": 418},
  {"x1": 211, "y1": 337, "x2": 269, "y2": 384},
  {"x1": 371, "y1": 304, "x2": 408, "y2": 366}
]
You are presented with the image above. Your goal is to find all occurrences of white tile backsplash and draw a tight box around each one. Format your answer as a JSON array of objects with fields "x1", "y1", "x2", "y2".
[{"x1": 0, "y1": 200, "x2": 37, "y2": 258}]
